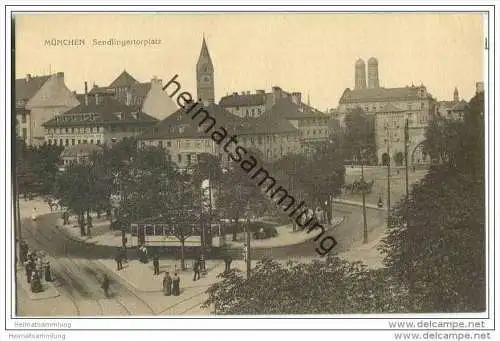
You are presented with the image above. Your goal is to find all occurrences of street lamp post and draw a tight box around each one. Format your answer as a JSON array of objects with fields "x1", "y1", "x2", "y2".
[
  {"x1": 245, "y1": 217, "x2": 251, "y2": 279},
  {"x1": 404, "y1": 118, "x2": 410, "y2": 202},
  {"x1": 359, "y1": 152, "x2": 369, "y2": 244},
  {"x1": 384, "y1": 123, "x2": 395, "y2": 228},
  {"x1": 243, "y1": 207, "x2": 252, "y2": 279}
]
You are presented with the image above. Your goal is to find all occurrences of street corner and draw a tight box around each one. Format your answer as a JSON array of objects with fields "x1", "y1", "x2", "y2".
[{"x1": 97, "y1": 259, "x2": 164, "y2": 293}]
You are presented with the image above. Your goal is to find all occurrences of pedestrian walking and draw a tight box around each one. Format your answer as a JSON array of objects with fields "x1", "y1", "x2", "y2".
[
  {"x1": 24, "y1": 259, "x2": 34, "y2": 283},
  {"x1": 193, "y1": 258, "x2": 200, "y2": 281},
  {"x1": 121, "y1": 245, "x2": 128, "y2": 263},
  {"x1": 30, "y1": 272, "x2": 42, "y2": 293},
  {"x1": 172, "y1": 273, "x2": 180, "y2": 296},
  {"x1": 224, "y1": 253, "x2": 232, "y2": 273},
  {"x1": 115, "y1": 248, "x2": 123, "y2": 271},
  {"x1": 31, "y1": 208, "x2": 37, "y2": 222},
  {"x1": 163, "y1": 272, "x2": 172, "y2": 296},
  {"x1": 153, "y1": 253, "x2": 160, "y2": 275},
  {"x1": 139, "y1": 245, "x2": 148, "y2": 263},
  {"x1": 101, "y1": 274, "x2": 110, "y2": 298},
  {"x1": 43, "y1": 259, "x2": 53, "y2": 282},
  {"x1": 35, "y1": 257, "x2": 43, "y2": 280},
  {"x1": 243, "y1": 244, "x2": 248, "y2": 263},
  {"x1": 20, "y1": 241, "x2": 28, "y2": 262}
]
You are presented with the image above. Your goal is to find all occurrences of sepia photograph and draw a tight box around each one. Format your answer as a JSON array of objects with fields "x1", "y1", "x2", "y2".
[{"x1": 2, "y1": 4, "x2": 497, "y2": 340}]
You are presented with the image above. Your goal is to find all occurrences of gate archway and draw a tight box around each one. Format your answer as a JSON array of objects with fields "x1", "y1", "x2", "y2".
[{"x1": 411, "y1": 142, "x2": 430, "y2": 165}]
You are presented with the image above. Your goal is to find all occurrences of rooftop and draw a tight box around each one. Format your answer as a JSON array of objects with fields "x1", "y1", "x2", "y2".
[
  {"x1": 15, "y1": 74, "x2": 51, "y2": 101},
  {"x1": 43, "y1": 96, "x2": 157, "y2": 127},
  {"x1": 339, "y1": 85, "x2": 432, "y2": 104},
  {"x1": 108, "y1": 70, "x2": 139, "y2": 88}
]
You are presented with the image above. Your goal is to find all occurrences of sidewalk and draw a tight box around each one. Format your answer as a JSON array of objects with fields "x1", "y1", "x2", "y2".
[
  {"x1": 226, "y1": 216, "x2": 345, "y2": 249},
  {"x1": 56, "y1": 217, "x2": 128, "y2": 246},
  {"x1": 338, "y1": 223, "x2": 387, "y2": 269},
  {"x1": 19, "y1": 197, "x2": 58, "y2": 220},
  {"x1": 334, "y1": 198, "x2": 385, "y2": 211},
  {"x1": 99, "y1": 258, "x2": 230, "y2": 292},
  {"x1": 16, "y1": 265, "x2": 60, "y2": 301}
]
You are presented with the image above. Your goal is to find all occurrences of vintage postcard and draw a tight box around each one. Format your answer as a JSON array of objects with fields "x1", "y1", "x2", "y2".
[{"x1": 3, "y1": 5, "x2": 496, "y2": 340}]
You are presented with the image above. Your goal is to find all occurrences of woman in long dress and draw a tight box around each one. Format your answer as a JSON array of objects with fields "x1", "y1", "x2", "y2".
[
  {"x1": 172, "y1": 273, "x2": 180, "y2": 296},
  {"x1": 163, "y1": 272, "x2": 172, "y2": 296}
]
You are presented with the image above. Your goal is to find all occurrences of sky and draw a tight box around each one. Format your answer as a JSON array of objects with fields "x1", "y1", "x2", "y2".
[{"x1": 14, "y1": 12, "x2": 485, "y2": 111}]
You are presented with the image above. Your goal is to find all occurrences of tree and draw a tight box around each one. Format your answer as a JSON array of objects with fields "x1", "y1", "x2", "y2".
[
  {"x1": 302, "y1": 139, "x2": 345, "y2": 223},
  {"x1": 217, "y1": 167, "x2": 263, "y2": 241},
  {"x1": 115, "y1": 145, "x2": 179, "y2": 224},
  {"x1": 342, "y1": 108, "x2": 376, "y2": 164},
  {"x1": 203, "y1": 257, "x2": 407, "y2": 314},
  {"x1": 379, "y1": 93, "x2": 485, "y2": 312},
  {"x1": 54, "y1": 158, "x2": 109, "y2": 236}
]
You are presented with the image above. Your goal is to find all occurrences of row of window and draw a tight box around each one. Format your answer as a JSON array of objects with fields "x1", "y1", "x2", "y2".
[
  {"x1": 46, "y1": 125, "x2": 146, "y2": 135},
  {"x1": 48, "y1": 138, "x2": 102, "y2": 147},
  {"x1": 47, "y1": 126, "x2": 104, "y2": 134},
  {"x1": 346, "y1": 101, "x2": 426, "y2": 112},
  {"x1": 300, "y1": 128, "x2": 329, "y2": 137},
  {"x1": 55, "y1": 113, "x2": 99, "y2": 123}
]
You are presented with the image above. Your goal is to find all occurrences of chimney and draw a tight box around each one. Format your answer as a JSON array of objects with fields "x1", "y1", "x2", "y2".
[
  {"x1": 84, "y1": 81, "x2": 89, "y2": 106},
  {"x1": 151, "y1": 76, "x2": 162, "y2": 89},
  {"x1": 126, "y1": 90, "x2": 132, "y2": 106},
  {"x1": 26, "y1": 74, "x2": 31, "y2": 82},
  {"x1": 272, "y1": 86, "x2": 282, "y2": 104},
  {"x1": 291, "y1": 92, "x2": 302, "y2": 105}
]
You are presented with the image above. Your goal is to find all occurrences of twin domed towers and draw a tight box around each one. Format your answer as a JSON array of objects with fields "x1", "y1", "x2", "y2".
[{"x1": 355, "y1": 57, "x2": 380, "y2": 90}]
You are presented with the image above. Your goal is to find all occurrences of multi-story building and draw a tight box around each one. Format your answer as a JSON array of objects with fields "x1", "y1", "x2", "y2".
[
  {"x1": 42, "y1": 92, "x2": 158, "y2": 147},
  {"x1": 89, "y1": 70, "x2": 151, "y2": 109},
  {"x1": 140, "y1": 102, "x2": 242, "y2": 169},
  {"x1": 219, "y1": 86, "x2": 307, "y2": 119},
  {"x1": 15, "y1": 72, "x2": 80, "y2": 145},
  {"x1": 337, "y1": 57, "x2": 437, "y2": 166},
  {"x1": 436, "y1": 87, "x2": 468, "y2": 120},
  {"x1": 139, "y1": 38, "x2": 329, "y2": 169}
]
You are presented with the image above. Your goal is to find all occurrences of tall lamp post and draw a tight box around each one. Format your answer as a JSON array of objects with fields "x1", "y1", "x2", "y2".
[
  {"x1": 384, "y1": 123, "x2": 397, "y2": 228},
  {"x1": 359, "y1": 149, "x2": 369, "y2": 244},
  {"x1": 404, "y1": 118, "x2": 410, "y2": 202},
  {"x1": 243, "y1": 207, "x2": 252, "y2": 279}
]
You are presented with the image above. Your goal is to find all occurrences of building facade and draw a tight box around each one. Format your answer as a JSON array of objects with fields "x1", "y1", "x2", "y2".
[
  {"x1": 15, "y1": 72, "x2": 80, "y2": 145},
  {"x1": 138, "y1": 38, "x2": 327, "y2": 169},
  {"x1": 89, "y1": 70, "x2": 151, "y2": 110},
  {"x1": 43, "y1": 93, "x2": 158, "y2": 147},
  {"x1": 337, "y1": 57, "x2": 437, "y2": 166}
]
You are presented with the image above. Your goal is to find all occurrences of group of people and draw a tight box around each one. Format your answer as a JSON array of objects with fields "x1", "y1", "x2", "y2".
[
  {"x1": 162, "y1": 272, "x2": 181, "y2": 296},
  {"x1": 21, "y1": 241, "x2": 52, "y2": 293}
]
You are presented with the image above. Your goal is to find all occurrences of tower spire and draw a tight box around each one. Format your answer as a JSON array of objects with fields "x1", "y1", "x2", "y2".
[{"x1": 196, "y1": 37, "x2": 215, "y2": 104}]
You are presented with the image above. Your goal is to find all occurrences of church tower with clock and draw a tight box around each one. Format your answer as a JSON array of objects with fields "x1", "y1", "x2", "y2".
[{"x1": 196, "y1": 37, "x2": 215, "y2": 104}]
